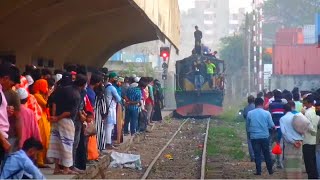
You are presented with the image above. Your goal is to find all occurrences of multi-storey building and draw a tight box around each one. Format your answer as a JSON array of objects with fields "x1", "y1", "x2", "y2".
[
  {"x1": 179, "y1": 0, "x2": 229, "y2": 58},
  {"x1": 229, "y1": 8, "x2": 246, "y2": 35}
]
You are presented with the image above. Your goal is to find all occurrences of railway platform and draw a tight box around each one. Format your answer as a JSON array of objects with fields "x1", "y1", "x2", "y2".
[{"x1": 41, "y1": 110, "x2": 173, "y2": 179}]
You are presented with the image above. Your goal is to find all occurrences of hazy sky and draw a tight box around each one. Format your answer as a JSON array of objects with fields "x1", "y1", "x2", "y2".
[{"x1": 179, "y1": 0, "x2": 252, "y2": 13}]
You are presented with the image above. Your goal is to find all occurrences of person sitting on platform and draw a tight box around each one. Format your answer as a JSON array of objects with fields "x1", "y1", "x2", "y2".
[{"x1": 0, "y1": 137, "x2": 45, "y2": 179}]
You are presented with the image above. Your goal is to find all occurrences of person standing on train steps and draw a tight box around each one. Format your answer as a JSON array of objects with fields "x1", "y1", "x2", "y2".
[
  {"x1": 212, "y1": 51, "x2": 218, "y2": 59},
  {"x1": 205, "y1": 59, "x2": 216, "y2": 89},
  {"x1": 247, "y1": 97, "x2": 275, "y2": 176},
  {"x1": 193, "y1": 59, "x2": 202, "y2": 91}
]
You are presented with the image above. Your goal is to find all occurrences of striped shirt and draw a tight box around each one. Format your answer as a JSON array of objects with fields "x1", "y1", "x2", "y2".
[
  {"x1": 269, "y1": 99, "x2": 285, "y2": 127},
  {"x1": 126, "y1": 87, "x2": 142, "y2": 111}
]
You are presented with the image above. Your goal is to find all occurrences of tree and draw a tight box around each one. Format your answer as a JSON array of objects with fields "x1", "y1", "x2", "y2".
[
  {"x1": 118, "y1": 62, "x2": 155, "y2": 77},
  {"x1": 219, "y1": 35, "x2": 245, "y2": 74},
  {"x1": 262, "y1": 0, "x2": 320, "y2": 46}
]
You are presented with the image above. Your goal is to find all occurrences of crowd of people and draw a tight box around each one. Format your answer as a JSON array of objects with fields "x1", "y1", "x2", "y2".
[
  {"x1": 244, "y1": 88, "x2": 320, "y2": 178},
  {"x1": 0, "y1": 62, "x2": 164, "y2": 178}
]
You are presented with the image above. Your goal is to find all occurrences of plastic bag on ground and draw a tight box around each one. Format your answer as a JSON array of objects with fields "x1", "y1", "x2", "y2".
[{"x1": 109, "y1": 152, "x2": 142, "y2": 170}]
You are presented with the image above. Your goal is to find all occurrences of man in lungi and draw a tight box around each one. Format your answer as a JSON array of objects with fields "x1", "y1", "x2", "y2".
[
  {"x1": 47, "y1": 72, "x2": 81, "y2": 175},
  {"x1": 280, "y1": 102, "x2": 303, "y2": 179}
]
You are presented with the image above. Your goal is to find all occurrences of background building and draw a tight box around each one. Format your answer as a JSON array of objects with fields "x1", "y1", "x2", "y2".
[
  {"x1": 179, "y1": 0, "x2": 229, "y2": 58},
  {"x1": 229, "y1": 8, "x2": 246, "y2": 35}
]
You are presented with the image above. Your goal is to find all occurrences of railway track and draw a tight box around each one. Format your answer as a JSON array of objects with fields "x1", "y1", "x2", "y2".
[{"x1": 141, "y1": 118, "x2": 210, "y2": 179}]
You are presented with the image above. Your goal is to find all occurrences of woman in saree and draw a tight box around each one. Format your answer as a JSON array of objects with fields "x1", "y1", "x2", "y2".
[{"x1": 33, "y1": 79, "x2": 51, "y2": 168}]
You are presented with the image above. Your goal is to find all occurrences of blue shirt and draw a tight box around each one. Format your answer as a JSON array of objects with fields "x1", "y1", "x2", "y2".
[
  {"x1": 105, "y1": 83, "x2": 121, "y2": 124},
  {"x1": 247, "y1": 108, "x2": 275, "y2": 139},
  {"x1": 0, "y1": 150, "x2": 45, "y2": 179},
  {"x1": 113, "y1": 83, "x2": 122, "y2": 97},
  {"x1": 126, "y1": 87, "x2": 142, "y2": 111},
  {"x1": 121, "y1": 83, "x2": 130, "y2": 98},
  {"x1": 243, "y1": 103, "x2": 255, "y2": 119},
  {"x1": 280, "y1": 111, "x2": 303, "y2": 143}
]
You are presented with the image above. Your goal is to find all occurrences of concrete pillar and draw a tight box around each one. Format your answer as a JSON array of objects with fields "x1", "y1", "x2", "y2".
[{"x1": 161, "y1": 46, "x2": 177, "y2": 110}]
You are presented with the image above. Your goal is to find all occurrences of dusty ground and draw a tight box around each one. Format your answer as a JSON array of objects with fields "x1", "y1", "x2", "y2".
[
  {"x1": 206, "y1": 156, "x2": 286, "y2": 179},
  {"x1": 105, "y1": 119, "x2": 183, "y2": 179},
  {"x1": 147, "y1": 119, "x2": 207, "y2": 179},
  {"x1": 206, "y1": 119, "x2": 290, "y2": 179},
  {"x1": 105, "y1": 118, "x2": 207, "y2": 179}
]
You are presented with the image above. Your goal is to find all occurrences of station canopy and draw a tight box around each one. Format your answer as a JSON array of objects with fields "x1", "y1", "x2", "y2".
[{"x1": 0, "y1": 0, "x2": 180, "y2": 68}]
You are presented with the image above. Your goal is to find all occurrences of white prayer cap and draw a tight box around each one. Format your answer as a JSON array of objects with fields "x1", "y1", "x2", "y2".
[
  {"x1": 134, "y1": 77, "x2": 141, "y2": 83},
  {"x1": 55, "y1": 74, "x2": 62, "y2": 83},
  {"x1": 17, "y1": 88, "x2": 28, "y2": 100},
  {"x1": 130, "y1": 82, "x2": 139, "y2": 87},
  {"x1": 131, "y1": 74, "x2": 137, "y2": 78},
  {"x1": 25, "y1": 75, "x2": 34, "y2": 86}
]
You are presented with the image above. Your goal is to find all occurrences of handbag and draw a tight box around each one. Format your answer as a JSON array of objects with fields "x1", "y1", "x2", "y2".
[{"x1": 84, "y1": 122, "x2": 97, "y2": 136}]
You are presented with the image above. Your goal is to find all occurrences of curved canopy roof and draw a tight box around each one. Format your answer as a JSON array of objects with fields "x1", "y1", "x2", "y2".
[{"x1": 0, "y1": 0, "x2": 180, "y2": 68}]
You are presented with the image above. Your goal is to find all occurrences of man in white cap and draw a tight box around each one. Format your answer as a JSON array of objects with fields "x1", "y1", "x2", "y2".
[
  {"x1": 130, "y1": 77, "x2": 140, "y2": 88},
  {"x1": 55, "y1": 74, "x2": 62, "y2": 83},
  {"x1": 105, "y1": 72, "x2": 121, "y2": 150},
  {"x1": 16, "y1": 88, "x2": 41, "y2": 149}
]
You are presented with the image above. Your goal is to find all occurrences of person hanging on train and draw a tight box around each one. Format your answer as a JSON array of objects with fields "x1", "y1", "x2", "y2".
[
  {"x1": 212, "y1": 51, "x2": 218, "y2": 59},
  {"x1": 193, "y1": 59, "x2": 203, "y2": 91},
  {"x1": 205, "y1": 59, "x2": 216, "y2": 89}
]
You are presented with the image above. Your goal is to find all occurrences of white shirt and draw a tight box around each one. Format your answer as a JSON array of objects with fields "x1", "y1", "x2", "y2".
[
  {"x1": 105, "y1": 83, "x2": 121, "y2": 125},
  {"x1": 280, "y1": 111, "x2": 304, "y2": 144},
  {"x1": 303, "y1": 107, "x2": 319, "y2": 145}
]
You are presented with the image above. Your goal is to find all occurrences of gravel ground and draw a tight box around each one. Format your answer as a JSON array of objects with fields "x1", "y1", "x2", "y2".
[
  {"x1": 206, "y1": 156, "x2": 286, "y2": 179},
  {"x1": 105, "y1": 120, "x2": 183, "y2": 179},
  {"x1": 147, "y1": 119, "x2": 207, "y2": 179},
  {"x1": 105, "y1": 119, "x2": 208, "y2": 179}
]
